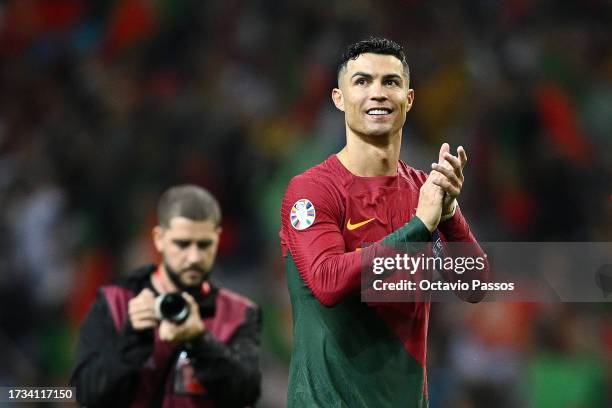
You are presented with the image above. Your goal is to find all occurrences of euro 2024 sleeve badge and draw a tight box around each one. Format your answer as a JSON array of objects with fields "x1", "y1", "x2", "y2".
[{"x1": 290, "y1": 199, "x2": 316, "y2": 230}]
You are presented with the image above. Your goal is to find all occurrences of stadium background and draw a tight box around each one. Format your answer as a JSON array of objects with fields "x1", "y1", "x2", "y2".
[{"x1": 0, "y1": 0, "x2": 610, "y2": 406}]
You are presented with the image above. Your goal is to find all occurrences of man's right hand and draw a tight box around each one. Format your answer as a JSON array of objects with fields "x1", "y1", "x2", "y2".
[
  {"x1": 127, "y1": 288, "x2": 158, "y2": 331},
  {"x1": 415, "y1": 174, "x2": 444, "y2": 232}
]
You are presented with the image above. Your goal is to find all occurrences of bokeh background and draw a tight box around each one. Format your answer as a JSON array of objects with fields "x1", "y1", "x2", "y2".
[{"x1": 0, "y1": 0, "x2": 611, "y2": 406}]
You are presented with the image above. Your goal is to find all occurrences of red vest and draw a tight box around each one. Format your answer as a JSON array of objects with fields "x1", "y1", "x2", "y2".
[{"x1": 102, "y1": 286, "x2": 252, "y2": 408}]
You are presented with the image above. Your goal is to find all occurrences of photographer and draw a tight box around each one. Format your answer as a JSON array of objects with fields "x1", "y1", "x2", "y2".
[{"x1": 71, "y1": 185, "x2": 261, "y2": 407}]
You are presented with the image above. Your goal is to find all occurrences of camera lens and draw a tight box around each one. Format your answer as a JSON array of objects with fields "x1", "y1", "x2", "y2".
[{"x1": 155, "y1": 293, "x2": 189, "y2": 324}]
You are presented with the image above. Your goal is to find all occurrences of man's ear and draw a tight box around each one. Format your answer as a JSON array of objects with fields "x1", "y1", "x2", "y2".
[
  {"x1": 152, "y1": 226, "x2": 164, "y2": 252},
  {"x1": 332, "y1": 88, "x2": 345, "y2": 112},
  {"x1": 406, "y1": 88, "x2": 415, "y2": 112}
]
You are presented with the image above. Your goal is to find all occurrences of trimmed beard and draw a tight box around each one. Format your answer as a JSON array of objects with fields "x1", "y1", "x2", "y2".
[{"x1": 163, "y1": 261, "x2": 207, "y2": 296}]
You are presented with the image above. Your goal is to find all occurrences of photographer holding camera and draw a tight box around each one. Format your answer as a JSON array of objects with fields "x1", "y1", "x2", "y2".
[{"x1": 71, "y1": 185, "x2": 261, "y2": 408}]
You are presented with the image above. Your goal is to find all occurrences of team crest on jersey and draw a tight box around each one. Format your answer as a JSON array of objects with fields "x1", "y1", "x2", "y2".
[{"x1": 290, "y1": 199, "x2": 316, "y2": 230}]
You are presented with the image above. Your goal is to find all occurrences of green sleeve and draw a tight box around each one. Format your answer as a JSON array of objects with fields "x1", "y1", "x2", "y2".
[{"x1": 382, "y1": 216, "x2": 431, "y2": 247}]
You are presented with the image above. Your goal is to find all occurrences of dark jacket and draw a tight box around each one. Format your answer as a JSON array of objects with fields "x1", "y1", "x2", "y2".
[{"x1": 70, "y1": 265, "x2": 261, "y2": 407}]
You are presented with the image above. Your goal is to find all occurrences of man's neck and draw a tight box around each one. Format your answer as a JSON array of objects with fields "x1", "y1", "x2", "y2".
[
  {"x1": 337, "y1": 129, "x2": 402, "y2": 177},
  {"x1": 151, "y1": 264, "x2": 179, "y2": 294}
]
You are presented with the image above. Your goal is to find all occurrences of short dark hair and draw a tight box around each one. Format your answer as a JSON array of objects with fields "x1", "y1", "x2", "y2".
[
  {"x1": 157, "y1": 184, "x2": 221, "y2": 228},
  {"x1": 337, "y1": 37, "x2": 409, "y2": 83}
]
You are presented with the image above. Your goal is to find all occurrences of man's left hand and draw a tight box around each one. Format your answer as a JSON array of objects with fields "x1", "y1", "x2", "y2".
[
  {"x1": 159, "y1": 292, "x2": 205, "y2": 343},
  {"x1": 430, "y1": 143, "x2": 467, "y2": 216}
]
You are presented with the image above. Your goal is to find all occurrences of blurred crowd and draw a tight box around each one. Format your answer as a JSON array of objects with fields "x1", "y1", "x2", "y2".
[{"x1": 0, "y1": 0, "x2": 610, "y2": 406}]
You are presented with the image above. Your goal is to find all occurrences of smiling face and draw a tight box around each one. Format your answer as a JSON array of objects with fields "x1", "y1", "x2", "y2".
[
  {"x1": 153, "y1": 217, "x2": 221, "y2": 289},
  {"x1": 332, "y1": 53, "x2": 414, "y2": 140}
]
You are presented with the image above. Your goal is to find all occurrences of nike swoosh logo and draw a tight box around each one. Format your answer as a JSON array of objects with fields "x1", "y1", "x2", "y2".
[{"x1": 346, "y1": 218, "x2": 375, "y2": 231}]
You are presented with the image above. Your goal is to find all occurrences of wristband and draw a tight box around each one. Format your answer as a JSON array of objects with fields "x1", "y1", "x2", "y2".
[{"x1": 440, "y1": 199, "x2": 457, "y2": 222}]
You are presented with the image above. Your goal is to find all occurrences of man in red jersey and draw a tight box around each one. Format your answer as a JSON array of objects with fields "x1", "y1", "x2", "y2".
[{"x1": 280, "y1": 37, "x2": 488, "y2": 407}]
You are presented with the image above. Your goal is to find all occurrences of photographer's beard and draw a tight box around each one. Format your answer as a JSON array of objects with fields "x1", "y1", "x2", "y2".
[{"x1": 163, "y1": 261, "x2": 209, "y2": 296}]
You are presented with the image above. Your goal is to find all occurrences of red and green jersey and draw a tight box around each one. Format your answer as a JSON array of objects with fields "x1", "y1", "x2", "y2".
[{"x1": 280, "y1": 155, "x2": 483, "y2": 407}]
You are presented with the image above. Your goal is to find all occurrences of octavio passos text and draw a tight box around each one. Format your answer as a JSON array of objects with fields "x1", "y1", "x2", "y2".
[{"x1": 371, "y1": 254, "x2": 515, "y2": 291}]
